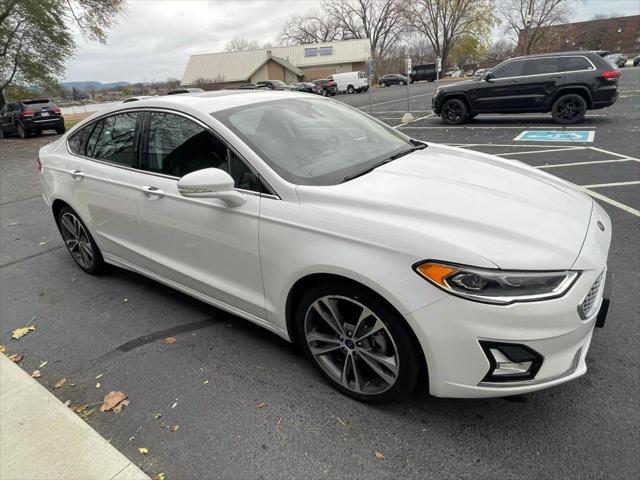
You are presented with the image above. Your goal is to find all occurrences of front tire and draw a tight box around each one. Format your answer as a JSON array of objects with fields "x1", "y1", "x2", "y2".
[
  {"x1": 441, "y1": 98, "x2": 468, "y2": 125},
  {"x1": 57, "y1": 206, "x2": 104, "y2": 274},
  {"x1": 399, "y1": 80, "x2": 405, "y2": 86},
  {"x1": 347, "y1": 85, "x2": 355, "y2": 94},
  {"x1": 296, "y1": 282, "x2": 420, "y2": 403},
  {"x1": 551, "y1": 94, "x2": 587, "y2": 124}
]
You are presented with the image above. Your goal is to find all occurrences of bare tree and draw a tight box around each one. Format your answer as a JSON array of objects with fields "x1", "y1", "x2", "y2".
[
  {"x1": 485, "y1": 38, "x2": 515, "y2": 64},
  {"x1": 498, "y1": 0, "x2": 568, "y2": 55},
  {"x1": 403, "y1": 0, "x2": 494, "y2": 71},
  {"x1": 224, "y1": 37, "x2": 260, "y2": 52},
  {"x1": 281, "y1": 10, "x2": 343, "y2": 44},
  {"x1": 324, "y1": 0, "x2": 406, "y2": 58}
]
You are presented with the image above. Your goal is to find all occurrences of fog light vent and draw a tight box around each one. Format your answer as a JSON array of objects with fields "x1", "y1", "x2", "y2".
[
  {"x1": 578, "y1": 272, "x2": 604, "y2": 320},
  {"x1": 480, "y1": 342, "x2": 543, "y2": 383}
]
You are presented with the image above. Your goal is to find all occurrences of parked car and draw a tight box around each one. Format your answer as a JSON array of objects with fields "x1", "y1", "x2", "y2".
[
  {"x1": 379, "y1": 74, "x2": 408, "y2": 87},
  {"x1": 451, "y1": 70, "x2": 465, "y2": 77},
  {"x1": 123, "y1": 96, "x2": 153, "y2": 103},
  {"x1": 256, "y1": 80, "x2": 295, "y2": 90},
  {"x1": 634, "y1": 55, "x2": 640, "y2": 67},
  {"x1": 329, "y1": 71, "x2": 369, "y2": 94},
  {"x1": 605, "y1": 53, "x2": 626, "y2": 68},
  {"x1": 295, "y1": 82, "x2": 323, "y2": 94},
  {"x1": 0, "y1": 99, "x2": 65, "y2": 139},
  {"x1": 166, "y1": 88, "x2": 205, "y2": 95},
  {"x1": 313, "y1": 78, "x2": 337, "y2": 96},
  {"x1": 474, "y1": 68, "x2": 488, "y2": 77},
  {"x1": 40, "y1": 91, "x2": 611, "y2": 402},
  {"x1": 410, "y1": 64, "x2": 437, "y2": 83},
  {"x1": 432, "y1": 51, "x2": 620, "y2": 125},
  {"x1": 235, "y1": 84, "x2": 267, "y2": 90}
]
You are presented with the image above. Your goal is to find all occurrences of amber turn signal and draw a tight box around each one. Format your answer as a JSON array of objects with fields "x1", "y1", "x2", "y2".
[{"x1": 415, "y1": 262, "x2": 458, "y2": 287}]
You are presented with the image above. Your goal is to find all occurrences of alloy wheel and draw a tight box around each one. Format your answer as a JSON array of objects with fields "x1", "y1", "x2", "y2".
[
  {"x1": 304, "y1": 295, "x2": 400, "y2": 395},
  {"x1": 557, "y1": 98, "x2": 582, "y2": 120},
  {"x1": 444, "y1": 102, "x2": 463, "y2": 122},
  {"x1": 60, "y1": 212, "x2": 95, "y2": 269}
]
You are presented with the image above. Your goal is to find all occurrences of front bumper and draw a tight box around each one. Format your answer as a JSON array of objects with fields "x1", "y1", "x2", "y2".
[{"x1": 406, "y1": 201, "x2": 612, "y2": 398}]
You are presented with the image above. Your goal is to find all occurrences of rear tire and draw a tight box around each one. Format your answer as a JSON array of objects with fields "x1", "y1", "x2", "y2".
[
  {"x1": 551, "y1": 94, "x2": 587, "y2": 124},
  {"x1": 296, "y1": 282, "x2": 421, "y2": 403},
  {"x1": 0, "y1": 128, "x2": 4, "y2": 139},
  {"x1": 17, "y1": 123, "x2": 27, "y2": 139},
  {"x1": 56, "y1": 125, "x2": 66, "y2": 135},
  {"x1": 57, "y1": 206, "x2": 105, "y2": 275},
  {"x1": 441, "y1": 98, "x2": 468, "y2": 125}
]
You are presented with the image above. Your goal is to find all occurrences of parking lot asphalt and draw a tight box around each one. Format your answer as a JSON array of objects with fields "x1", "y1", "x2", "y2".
[{"x1": 1, "y1": 68, "x2": 639, "y2": 480}]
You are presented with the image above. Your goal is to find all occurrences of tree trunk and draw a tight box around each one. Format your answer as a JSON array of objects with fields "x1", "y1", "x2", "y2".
[{"x1": 0, "y1": 89, "x2": 6, "y2": 109}]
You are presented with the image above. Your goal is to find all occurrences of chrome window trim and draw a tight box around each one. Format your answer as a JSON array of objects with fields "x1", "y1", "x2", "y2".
[
  {"x1": 65, "y1": 106, "x2": 281, "y2": 200},
  {"x1": 488, "y1": 55, "x2": 596, "y2": 82}
]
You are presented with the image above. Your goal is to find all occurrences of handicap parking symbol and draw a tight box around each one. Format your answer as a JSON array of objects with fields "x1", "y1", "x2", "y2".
[{"x1": 514, "y1": 130, "x2": 595, "y2": 142}]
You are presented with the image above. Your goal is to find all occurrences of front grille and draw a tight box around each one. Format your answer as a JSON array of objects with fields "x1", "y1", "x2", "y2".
[{"x1": 579, "y1": 272, "x2": 604, "y2": 319}]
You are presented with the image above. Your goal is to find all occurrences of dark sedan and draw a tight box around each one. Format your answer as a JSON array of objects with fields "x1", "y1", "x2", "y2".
[
  {"x1": 379, "y1": 74, "x2": 408, "y2": 87},
  {"x1": 296, "y1": 82, "x2": 323, "y2": 95}
]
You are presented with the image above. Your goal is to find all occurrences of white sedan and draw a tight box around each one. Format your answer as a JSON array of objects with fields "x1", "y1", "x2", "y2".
[{"x1": 38, "y1": 91, "x2": 611, "y2": 402}]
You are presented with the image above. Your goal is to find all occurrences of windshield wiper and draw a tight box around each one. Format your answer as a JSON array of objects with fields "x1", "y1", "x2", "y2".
[{"x1": 342, "y1": 142, "x2": 427, "y2": 182}]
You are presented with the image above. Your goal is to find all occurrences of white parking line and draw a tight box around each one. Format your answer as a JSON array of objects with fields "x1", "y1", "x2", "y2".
[
  {"x1": 588, "y1": 146, "x2": 640, "y2": 161},
  {"x1": 581, "y1": 181, "x2": 640, "y2": 188},
  {"x1": 536, "y1": 159, "x2": 638, "y2": 169},
  {"x1": 392, "y1": 114, "x2": 433, "y2": 129},
  {"x1": 454, "y1": 143, "x2": 580, "y2": 148},
  {"x1": 497, "y1": 147, "x2": 587, "y2": 156},
  {"x1": 580, "y1": 188, "x2": 640, "y2": 217},
  {"x1": 398, "y1": 125, "x2": 597, "y2": 129}
]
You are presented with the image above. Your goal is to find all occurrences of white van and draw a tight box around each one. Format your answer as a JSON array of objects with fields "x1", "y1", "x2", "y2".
[{"x1": 328, "y1": 71, "x2": 369, "y2": 94}]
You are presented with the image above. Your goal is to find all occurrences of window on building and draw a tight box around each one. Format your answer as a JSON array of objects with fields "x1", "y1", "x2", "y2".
[
  {"x1": 304, "y1": 48, "x2": 318, "y2": 57},
  {"x1": 318, "y1": 46, "x2": 333, "y2": 56}
]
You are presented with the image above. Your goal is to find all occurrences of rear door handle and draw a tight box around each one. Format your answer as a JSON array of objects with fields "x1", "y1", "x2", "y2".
[
  {"x1": 69, "y1": 169, "x2": 84, "y2": 180},
  {"x1": 141, "y1": 185, "x2": 165, "y2": 198}
]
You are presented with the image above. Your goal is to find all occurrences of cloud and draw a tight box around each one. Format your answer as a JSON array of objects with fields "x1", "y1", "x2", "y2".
[{"x1": 64, "y1": 0, "x2": 316, "y2": 83}]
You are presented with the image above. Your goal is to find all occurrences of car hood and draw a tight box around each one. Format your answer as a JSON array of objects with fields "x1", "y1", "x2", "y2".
[{"x1": 296, "y1": 144, "x2": 593, "y2": 270}]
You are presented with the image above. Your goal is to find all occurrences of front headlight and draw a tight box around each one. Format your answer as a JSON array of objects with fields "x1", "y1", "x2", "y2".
[{"x1": 414, "y1": 261, "x2": 579, "y2": 304}]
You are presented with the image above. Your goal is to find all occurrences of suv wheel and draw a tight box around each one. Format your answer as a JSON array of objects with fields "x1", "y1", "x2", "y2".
[
  {"x1": 551, "y1": 94, "x2": 587, "y2": 124},
  {"x1": 296, "y1": 283, "x2": 421, "y2": 403},
  {"x1": 0, "y1": 128, "x2": 4, "y2": 139},
  {"x1": 441, "y1": 98, "x2": 468, "y2": 125},
  {"x1": 347, "y1": 85, "x2": 355, "y2": 94},
  {"x1": 17, "y1": 123, "x2": 27, "y2": 139},
  {"x1": 399, "y1": 80, "x2": 405, "y2": 86},
  {"x1": 58, "y1": 206, "x2": 104, "y2": 274}
]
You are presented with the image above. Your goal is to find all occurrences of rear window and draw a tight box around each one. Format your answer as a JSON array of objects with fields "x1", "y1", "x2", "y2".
[
  {"x1": 68, "y1": 124, "x2": 94, "y2": 156},
  {"x1": 22, "y1": 99, "x2": 51, "y2": 105},
  {"x1": 557, "y1": 56, "x2": 593, "y2": 72}
]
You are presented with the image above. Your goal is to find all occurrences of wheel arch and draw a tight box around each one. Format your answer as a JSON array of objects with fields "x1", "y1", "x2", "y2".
[
  {"x1": 552, "y1": 86, "x2": 593, "y2": 109},
  {"x1": 441, "y1": 93, "x2": 473, "y2": 113},
  {"x1": 51, "y1": 198, "x2": 70, "y2": 226},
  {"x1": 284, "y1": 272, "x2": 428, "y2": 382}
]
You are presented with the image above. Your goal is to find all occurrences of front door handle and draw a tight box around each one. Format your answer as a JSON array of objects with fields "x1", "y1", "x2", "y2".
[
  {"x1": 141, "y1": 185, "x2": 165, "y2": 198},
  {"x1": 69, "y1": 169, "x2": 84, "y2": 180}
]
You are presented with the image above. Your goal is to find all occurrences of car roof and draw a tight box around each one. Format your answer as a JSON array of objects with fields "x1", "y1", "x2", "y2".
[
  {"x1": 507, "y1": 51, "x2": 600, "y2": 61},
  {"x1": 97, "y1": 90, "x2": 313, "y2": 115}
]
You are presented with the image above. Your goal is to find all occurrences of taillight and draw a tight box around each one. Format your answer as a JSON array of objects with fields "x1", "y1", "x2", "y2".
[
  {"x1": 36, "y1": 158, "x2": 43, "y2": 171},
  {"x1": 51, "y1": 107, "x2": 60, "y2": 113},
  {"x1": 21, "y1": 110, "x2": 35, "y2": 117},
  {"x1": 602, "y1": 70, "x2": 620, "y2": 80}
]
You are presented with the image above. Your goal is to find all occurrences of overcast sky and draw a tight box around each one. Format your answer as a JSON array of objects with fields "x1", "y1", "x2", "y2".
[{"x1": 63, "y1": 0, "x2": 640, "y2": 84}]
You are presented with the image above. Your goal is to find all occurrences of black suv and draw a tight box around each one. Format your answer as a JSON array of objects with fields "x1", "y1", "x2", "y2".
[
  {"x1": 379, "y1": 74, "x2": 408, "y2": 87},
  {"x1": 313, "y1": 79, "x2": 337, "y2": 96},
  {"x1": 0, "y1": 99, "x2": 65, "y2": 138},
  {"x1": 432, "y1": 52, "x2": 619, "y2": 125},
  {"x1": 410, "y1": 64, "x2": 437, "y2": 83}
]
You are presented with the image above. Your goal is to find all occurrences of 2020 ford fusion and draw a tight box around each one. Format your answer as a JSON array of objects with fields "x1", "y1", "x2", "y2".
[{"x1": 38, "y1": 91, "x2": 611, "y2": 402}]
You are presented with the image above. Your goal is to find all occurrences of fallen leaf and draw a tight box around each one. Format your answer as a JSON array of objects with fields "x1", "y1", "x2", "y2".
[
  {"x1": 0, "y1": 345, "x2": 6, "y2": 353},
  {"x1": 170, "y1": 424, "x2": 179, "y2": 432},
  {"x1": 54, "y1": 377, "x2": 67, "y2": 389},
  {"x1": 95, "y1": 373, "x2": 103, "y2": 379},
  {"x1": 31, "y1": 370, "x2": 41, "y2": 378},
  {"x1": 8, "y1": 353, "x2": 23, "y2": 363},
  {"x1": 336, "y1": 416, "x2": 348, "y2": 427},
  {"x1": 100, "y1": 391, "x2": 128, "y2": 412},
  {"x1": 256, "y1": 402, "x2": 266, "y2": 409},
  {"x1": 154, "y1": 473, "x2": 166, "y2": 480},
  {"x1": 128, "y1": 436, "x2": 135, "y2": 442},
  {"x1": 374, "y1": 451, "x2": 385, "y2": 460},
  {"x1": 96, "y1": 382, "x2": 101, "y2": 389},
  {"x1": 164, "y1": 336, "x2": 176, "y2": 344},
  {"x1": 112, "y1": 399, "x2": 129, "y2": 414},
  {"x1": 122, "y1": 298, "x2": 128, "y2": 303},
  {"x1": 138, "y1": 447, "x2": 149, "y2": 455},
  {"x1": 154, "y1": 413, "x2": 162, "y2": 419},
  {"x1": 38, "y1": 361, "x2": 48, "y2": 368},
  {"x1": 39, "y1": 241, "x2": 48, "y2": 246},
  {"x1": 74, "y1": 404, "x2": 88, "y2": 414},
  {"x1": 11, "y1": 323, "x2": 36, "y2": 340}
]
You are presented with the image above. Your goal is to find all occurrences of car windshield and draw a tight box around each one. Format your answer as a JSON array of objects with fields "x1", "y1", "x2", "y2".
[{"x1": 213, "y1": 97, "x2": 414, "y2": 186}]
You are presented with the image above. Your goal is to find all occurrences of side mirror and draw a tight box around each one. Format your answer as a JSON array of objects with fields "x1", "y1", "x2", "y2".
[
  {"x1": 484, "y1": 72, "x2": 495, "y2": 82},
  {"x1": 177, "y1": 168, "x2": 246, "y2": 207}
]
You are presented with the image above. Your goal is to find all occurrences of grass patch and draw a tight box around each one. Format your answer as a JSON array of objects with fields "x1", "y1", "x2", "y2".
[{"x1": 64, "y1": 112, "x2": 92, "y2": 129}]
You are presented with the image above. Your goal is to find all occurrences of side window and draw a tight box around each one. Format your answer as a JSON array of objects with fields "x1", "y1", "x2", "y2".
[
  {"x1": 229, "y1": 151, "x2": 262, "y2": 193},
  {"x1": 147, "y1": 112, "x2": 227, "y2": 177},
  {"x1": 558, "y1": 57, "x2": 592, "y2": 72},
  {"x1": 67, "y1": 124, "x2": 94, "y2": 155},
  {"x1": 86, "y1": 112, "x2": 140, "y2": 167},
  {"x1": 525, "y1": 58, "x2": 559, "y2": 75},
  {"x1": 492, "y1": 61, "x2": 524, "y2": 79}
]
